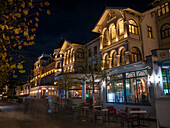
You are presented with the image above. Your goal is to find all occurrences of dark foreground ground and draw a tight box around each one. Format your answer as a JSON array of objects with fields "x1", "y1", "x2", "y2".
[{"x1": 0, "y1": 102, "x2": 157, "y2": 128}]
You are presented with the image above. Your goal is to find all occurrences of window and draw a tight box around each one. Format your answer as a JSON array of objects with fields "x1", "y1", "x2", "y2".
[
  {"x1": 118, "y1": 19, "x2": 124, "y2": 35},
  {"x1": 158, "y1": 2, "x2": 169, "y2": 16},
  {"x1": 112, "y1": 52, "x2": 117, "y2": 67},
  {"x1": 131, "y1": 47, "x2": 142, "y2": 63},
  {"x1": 93, "y1": 46, "x2": 97, "y2": 55},
  {"x1": 120, "y1": 48, "x2": 126, "y2": 65},
  {"x1": 104, "y1": 54, "x2": 109, "y2": 69},
  {"x1": 69, "y1": 85, "x2": 82, "y2": 98},
  {"x1": 88, "y1": 49, "x2": 92, "y2": 57},
  {"x1": 147, "y1": 26, "x2": 153, "y2": 38},
  {"x1": 71, "y1": 51, "x2": 74, "y2": 61},
  {"x1": 110, "y1": 24, "x2": 116, "y2": 40},
  {"x1": 129, "y1": 20, "x2": 138, "y2": 34},
  {"x1": 161, "y1": 23, "x2": 170, "y2": 39},
  {"x1": 126, "y1": 71, "x2": 149, "y2": 104},
  {"x1": 103, "y1": 29, "x2": 109, "y2": 47},
  {"x1": 86, "y1": 83, "x2": 100, "y2": 97},
  {"x1": 107, "y1": 75, "x2": 124, "y2": 103},
  {"x1": 76, "y1": 48, "x2": 84, "y2": 59}
]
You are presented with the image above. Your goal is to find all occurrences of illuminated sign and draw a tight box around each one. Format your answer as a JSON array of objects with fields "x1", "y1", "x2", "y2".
[{"x1": 41, "y1": 87, "x2": 46, "y2": 90}]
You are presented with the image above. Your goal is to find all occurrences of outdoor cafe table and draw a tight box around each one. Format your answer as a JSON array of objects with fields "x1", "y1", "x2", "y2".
[
  {"x1": 102, "y1": 109, "x2": 108, "y2": 122},
  {"x1": 130, "y1": 110, "x2": 147, "y2": 127}
]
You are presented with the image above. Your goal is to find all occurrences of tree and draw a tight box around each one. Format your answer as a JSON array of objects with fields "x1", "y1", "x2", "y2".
[
  {"x1": 55, "y1": 72, "x2": 76, "y2": 104},
  {"x1": 0, "y1": 0, "x2": 50, "y2": 86},
  {"x1": 77, "y1": 55, "x2": 109, "y2": 94}
]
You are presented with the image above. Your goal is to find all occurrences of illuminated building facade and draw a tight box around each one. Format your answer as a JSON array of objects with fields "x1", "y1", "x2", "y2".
[
  {"x1": 28, "y1": 0, "x2": 170, "y2": 114},
  {"x1": 29, "y1": 53, "x2": 57, "y2": 98}
]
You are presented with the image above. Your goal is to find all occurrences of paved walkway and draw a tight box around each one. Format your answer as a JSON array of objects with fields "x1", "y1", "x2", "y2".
[{"x1": 0, "y1": 102, "x2": 157, "y2": 128}]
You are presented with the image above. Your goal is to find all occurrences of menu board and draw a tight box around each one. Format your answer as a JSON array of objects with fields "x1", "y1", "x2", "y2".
[{"x1": 92, "y1": 93, "x2": 101, "y2": 107}]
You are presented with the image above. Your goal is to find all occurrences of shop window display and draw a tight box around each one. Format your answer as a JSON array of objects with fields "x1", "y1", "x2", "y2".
[
  {"x1": 69, "y1": 85, "x2": 82, "y2": 98},
  {"x1": 107, "y1": 74, "x2": 124, "y2": 103},
  {"x1": 107, "y1": 70, "x2": 149, "y2": 105},
  {"x1": 126, "y1": 70, "x2": 149, "y2": 104}
]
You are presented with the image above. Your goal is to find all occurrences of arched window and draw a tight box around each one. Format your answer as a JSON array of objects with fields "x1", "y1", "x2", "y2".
[
  {"x1": 158, "y1": 2, "x2": 169, "y2": 16},
  {"x1": 57, "y1": 62, "x2": 61, "y2": 69},
  {"x1": 120, "y1": 48, "x2": 126, "y2": 65},
  {"x1": 129, "y1": 19, "x2": 138, "y2": 34},
  {"x1": 103, "y1": 29, "x2": 109, "y2": 45},
  {"x1": 118, "y1": 19, "x2": 124, "y2": 35},
  {"x1": 71, "y1": 50, "x2": 74, "y2": 61},
  {"x1": 161, "y1": 23, "x2": 170, "y2": 39},
  {"x1": 131, "y1": 47, "x2": 142, "y2": 63},
  {"x1": 112, "y1": 52, "x2": 117, "y2": 67},
  {"x1": 76, "y1": 48, "x2": 84, "y2": 59},
  {"x1": 104, "y1": 54, "x2": 109, "y2": 69},
  {"x1": 110, "y1": 24, "x2": 116, "y2": 40}
]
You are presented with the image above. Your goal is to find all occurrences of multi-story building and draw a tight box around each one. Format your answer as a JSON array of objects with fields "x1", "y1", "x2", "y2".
[
  {"x1": 29, "y1": 53, "x2": 57, "y2": 98},
  {"x1": 54, "y1": 39, "x2": 86, "y2": 100},
  {"x1": 28, "y1": 0, "x2": 170, "y2": 114}
]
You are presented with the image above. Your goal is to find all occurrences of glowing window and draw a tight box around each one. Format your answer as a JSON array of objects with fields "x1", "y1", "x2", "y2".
[
  {"x1": 103, "y1": 29, "x2": 109, "y2": 42},
  {"x1": 131, "y1": 47, "x2": 142, "y2": 63},
  {"x1": 110, "y1": 24, "x2": 116, "y2": 39},
  {"x1": 147, "y1": 26, "x2": 153, "y2": 38},
  {"x1": 129, "y1": 20, "x2": 138, "y2": 35},
  {"x1": 158, "y1": 2, "x2": 169, "y2": 16},
  {"x1": 118, "y1": 20, "x2": 124, "y2": 35}
]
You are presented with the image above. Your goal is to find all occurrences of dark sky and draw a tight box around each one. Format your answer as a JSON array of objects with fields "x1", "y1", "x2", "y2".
[{"x1": 20, "y1": 0, "x2": 154, "y2": 82}]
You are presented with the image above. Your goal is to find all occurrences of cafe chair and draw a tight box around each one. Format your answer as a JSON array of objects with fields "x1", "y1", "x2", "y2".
[
  {"x1": 94, "y1": 108, "x2": 103, "y2": 123},
  {"x1": 119, "y1": 110, "x2": 137, "y2": 128},
  {"x1": 107, "y1": 106, "x2": 116, "y2": 122},
  {"x1": 125, "y1": 107, "x2": 129, "y2": 113}
]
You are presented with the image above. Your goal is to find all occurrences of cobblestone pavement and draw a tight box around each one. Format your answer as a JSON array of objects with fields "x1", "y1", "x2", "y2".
[{"x1": 0, "y1": 103, "x2": 157, "y2": 128}]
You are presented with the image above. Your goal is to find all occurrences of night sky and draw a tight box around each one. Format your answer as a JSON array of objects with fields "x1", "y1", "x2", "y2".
[{"x1": 20, "y1": 0, "x2": 154, "y2": 82}]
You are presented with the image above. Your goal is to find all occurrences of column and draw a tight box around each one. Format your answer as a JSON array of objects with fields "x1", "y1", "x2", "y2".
[
  {"x1": 102, "y1": 80, "x2": 107, "y2": 108},
  {"x1": 109, "y1": 58, "x2": 112, "y2": 68},
  {"x1": 82, "y1": 82, "x2": 86, "y2": 101},
  {"x1": 100, "y1": 35, "x2": 103, "y2": 49},
  {"x1": 63, "y1": 57, "x2": 66, "y2": 66},
  {"x1": 116, "y1": 55, "x2": 121, "y2": 66},
  {"x1": 115, "y1": 27, "x2": 119, "y2": 42},
  {"x1": 124, "y1": 23, "x2": 128, "y2": 38},
  {"x1": 73, "y1": 51, "x2": 75, "y2": 62}
]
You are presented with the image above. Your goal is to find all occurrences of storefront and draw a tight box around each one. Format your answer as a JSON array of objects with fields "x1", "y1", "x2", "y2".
[
  {"x1": 30, "y1": 86, "x2": 57, "y2": 99},
  {"x1": 106, "y1": 69, "x2": 150, "y2": 105},
  {"x1": 69, "y1": 85, "x2": 82, "y2": 98}
]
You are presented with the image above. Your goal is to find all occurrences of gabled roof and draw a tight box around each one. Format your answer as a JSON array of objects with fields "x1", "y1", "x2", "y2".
[
  {"x1": 92, "y1": 7, "x2": 141, "y2": 33},
  {"x1": 56, "y1": 37, "x2": 64, "y2": 49}
]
